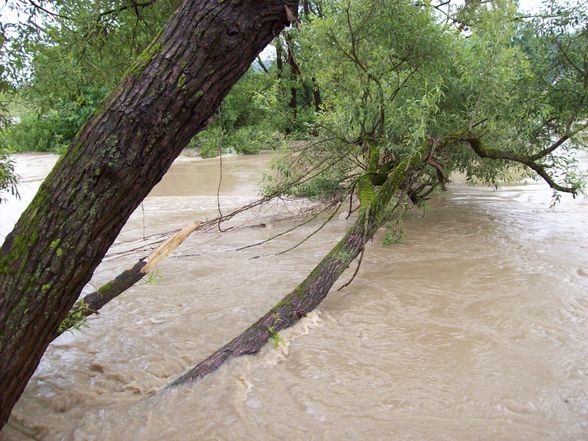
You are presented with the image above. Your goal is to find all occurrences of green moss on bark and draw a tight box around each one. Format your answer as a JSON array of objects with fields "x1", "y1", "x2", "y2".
[
  {"x1": 97, "y1": 280, "x2": 114, "y2": 295},
  {"x1": 124, "y1": 39, "x2": 162, "y2": 79}
]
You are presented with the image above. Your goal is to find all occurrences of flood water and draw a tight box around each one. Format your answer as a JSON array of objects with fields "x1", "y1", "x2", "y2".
[{"x1": 1, "y1": 152, "x2": 587, "y2": 441}]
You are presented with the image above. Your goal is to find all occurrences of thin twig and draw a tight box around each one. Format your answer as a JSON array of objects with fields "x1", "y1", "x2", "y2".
[
  {"x1": 235, "y1": 201, "x2": 336, "y2": 251},
  {"x1": 216, "y1": 140, "x2": 230, "y2": 233},
  {"x1": 276, "y1": 198, "x2": 345, "y2": 256},
  {"x1": 338, "y1": 247, "x2": 365, "y2": 291}
]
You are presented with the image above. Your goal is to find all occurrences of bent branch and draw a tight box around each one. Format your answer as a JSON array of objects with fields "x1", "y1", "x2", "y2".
[
  {"x1": 57, "y1": 154, "x2": 355, "y2": 336},
  {"x1": 462, "y1": 136, "x2": 580, "y2": 195}
]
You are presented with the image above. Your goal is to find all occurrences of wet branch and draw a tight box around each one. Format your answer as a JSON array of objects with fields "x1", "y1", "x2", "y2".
[
  {"x1": 57, "y1": 147, "x2": 361, "y2": 334},
  {"x1": 55, "y1": 222, "x2": 202, "y2": 337}
]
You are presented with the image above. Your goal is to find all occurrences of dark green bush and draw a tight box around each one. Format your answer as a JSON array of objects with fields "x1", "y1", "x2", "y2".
[{"x1": 1, "y1": 86, "x2": 108, "y2": 153}]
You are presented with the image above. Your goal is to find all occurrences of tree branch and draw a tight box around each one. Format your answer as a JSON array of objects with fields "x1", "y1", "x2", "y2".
[
  {"x1": 256, "y1": 56, "x2": 270, "y2": 74},
  {"x1": 461, "y1": 136, "x2": 579, "y2": 195},
  {"x1": 529, "y1": 120, "x2": 588, "y2": 161},
  {"x1": 97, "y1": 0, "x2": 158, "y2": 22},
  {"x1": 27, "y1": 0, "x2": 74, "y2": 21}
]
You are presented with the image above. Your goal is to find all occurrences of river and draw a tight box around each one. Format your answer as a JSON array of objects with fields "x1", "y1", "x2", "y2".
[{"x1": 1, "y1": 152, "x2": 587, "y2": 440}]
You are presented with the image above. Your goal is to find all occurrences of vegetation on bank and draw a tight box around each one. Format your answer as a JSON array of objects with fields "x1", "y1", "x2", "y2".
[
  {"x1": 0, "y1": 0, "x2": 317, "y2": 158},
  {"x1": 0, "y1": 66, "x2": 309, "y2": 157},
  {"x1": 0, "y1": 0, "x2": 586, "y2": 189},
  {"x1": 0, "y1": 148, "x2": 18, "y2": 202}
]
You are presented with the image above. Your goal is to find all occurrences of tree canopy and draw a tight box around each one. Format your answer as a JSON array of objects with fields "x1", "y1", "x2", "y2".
[
  {"x1": 265, "y1": 0, "x2": 587, "y2": 202},
  {"x1": 3, "y1": 0, "x2": 585, "y2": 182}
]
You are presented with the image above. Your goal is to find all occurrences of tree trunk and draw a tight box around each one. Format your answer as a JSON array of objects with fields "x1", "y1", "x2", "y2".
[
  {"x1": 312, "y1": 77, "x2": 322, "y2": 112},
  {"x1": 286, "y1": 33, "x2": 298, "y2": 134},
  {"x1": 275, "y1": 36, "x2": 284, "y2": 79},
  {"x1": 169, "y1": 150, "x2": 427, "y2": 387},
  {"x1": 303, "y1": 0, "x2": 310, "y2": 18},
  {"x1": 0, "y1": 0, "x2": 297, "y2": 429}
]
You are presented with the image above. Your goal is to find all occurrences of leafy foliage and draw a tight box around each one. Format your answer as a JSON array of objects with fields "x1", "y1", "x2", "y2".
[
  {"x1": 3, "y1": 85, "x2": 108, "y2": 152},
  {"x1": 0, "y1": 148, "x2": 18, "y2": 203},
  {"x1": 0, "y1": 0, "x2": 180, "y2": 152},
  {"x1": 1, "y1": 0, "x2": 586, "y2": 203},
  {"x1": 57, "y1": 298, "x2": 89, "y2": 333},
  {"x1": 1, "y1": 0, "x2": 321, "y2": 155},
  {"x1": 268, "y1": 0, "x2": 587, "y2": 201}
]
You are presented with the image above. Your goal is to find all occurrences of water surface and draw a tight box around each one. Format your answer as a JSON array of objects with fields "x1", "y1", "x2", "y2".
[{"x1": 1, "y1": 152, "x2": 587, "y2": 441}]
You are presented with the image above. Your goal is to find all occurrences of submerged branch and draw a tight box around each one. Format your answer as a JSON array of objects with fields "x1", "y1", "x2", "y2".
[
  {"x1": 56, "y1": 140, "x2": 370, "y2": 335},
  {"x1": 58, "y1": 199, "x2": 339, "y2": 335},
  {"x1": 55, "y1": 196, "x2": 281, "y2": 335},
  {"x1": 166, "y1": 149, "x2": 428, "y2": 388},
  {"x1": 55, "y1": 222, "x2": 202, "y2": 337}
]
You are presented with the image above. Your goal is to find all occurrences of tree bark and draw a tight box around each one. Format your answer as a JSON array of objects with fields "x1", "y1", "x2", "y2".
[
  {"x1": 0, "y1": 0, "x2": 297, "y2": 429},
  {"x1": 286, "y1": 32, "x2": 298, "y2": 134},
  {"x1": 168, "y1": 150, "x2": 427, "y2": 387},
  {"x1": 312, "y1": 76, "x2": 322, "y2": 112}
]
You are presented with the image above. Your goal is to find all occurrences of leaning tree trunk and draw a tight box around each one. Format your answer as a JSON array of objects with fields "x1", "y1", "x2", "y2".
[
  {"x1": 0, "y1": 0, "x2": 297, "y2": 429},
  {"x1": 169, "y1": 150, "x2": 427, "y2": 386}
]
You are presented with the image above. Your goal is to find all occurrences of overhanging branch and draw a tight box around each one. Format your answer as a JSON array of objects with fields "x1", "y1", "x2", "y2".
[{"x1": 460, "y1": 136, "x2": 579, "y2": 195}]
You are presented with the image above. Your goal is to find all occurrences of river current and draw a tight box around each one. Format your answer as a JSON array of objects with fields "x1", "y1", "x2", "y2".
[{"x1": 1, "y1": 152, "x2": 587, "y2": 440}]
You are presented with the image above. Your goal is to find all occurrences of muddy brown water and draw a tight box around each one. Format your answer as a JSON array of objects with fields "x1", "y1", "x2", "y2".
[{"x1": 1, "y1": 152, "x2": 587, "y2": 441}]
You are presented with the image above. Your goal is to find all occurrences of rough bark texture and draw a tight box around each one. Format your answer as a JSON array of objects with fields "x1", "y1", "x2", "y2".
[
  {"x1": 0, "y1": 0, "x2": 297, "y2": 428},
  {"x1": 286, "y1": 32, "x2": 298, "y2": 134},
  {"x1": 82, "y1": 260, "x2": 146, "y2": 315},
  {"x1": 169, "y1": 150, "x2": 427, "y2": 387}
]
